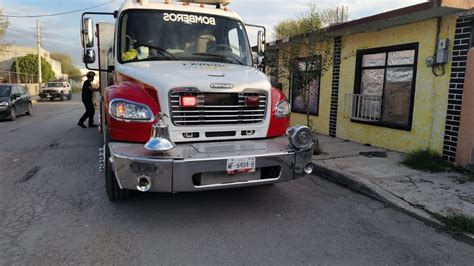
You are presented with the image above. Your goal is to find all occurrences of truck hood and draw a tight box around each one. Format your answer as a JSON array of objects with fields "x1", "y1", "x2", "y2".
[
  {"x1": 0, "y1": 97, "x2": 9, "y2": 103},
  {"x1": 116, "y1": 61, "x2": 271, "y2": 92}
]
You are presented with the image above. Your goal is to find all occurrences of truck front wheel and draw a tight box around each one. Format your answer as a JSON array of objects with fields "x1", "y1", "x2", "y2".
[{"x1": 104, "y1": 129, "x2": 130, "y2": 201}]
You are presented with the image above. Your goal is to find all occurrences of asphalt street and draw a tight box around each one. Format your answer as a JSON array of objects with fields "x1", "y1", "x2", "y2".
[{"x1": 1, "y1": 95, "x2": 473, "y2": 265}]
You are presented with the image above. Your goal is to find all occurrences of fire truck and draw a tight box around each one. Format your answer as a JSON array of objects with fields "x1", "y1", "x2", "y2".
[{"x1": 80, "y1": 0, "x2": 314, "y2": 201}]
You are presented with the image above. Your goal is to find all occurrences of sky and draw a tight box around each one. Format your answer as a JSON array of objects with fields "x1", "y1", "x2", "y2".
[{"x1": 0, "y1": 0, "x2": 427, "y2": 66}]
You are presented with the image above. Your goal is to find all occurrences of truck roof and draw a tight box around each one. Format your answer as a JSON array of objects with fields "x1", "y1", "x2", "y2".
[{"x1": 118, "y1": 0, "x2": 243, "y2": 21}]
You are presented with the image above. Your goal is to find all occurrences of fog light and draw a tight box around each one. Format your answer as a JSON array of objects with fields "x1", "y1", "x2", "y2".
[
  {"x1": 136, "y1": 175, "x2": 152, "y2": 192},
  {"x1": 287, "y1": 125, "x2": 313, "y2": 150},
  {"x1": 304, "y1": 163, "x2": 313, "y2": 174}
]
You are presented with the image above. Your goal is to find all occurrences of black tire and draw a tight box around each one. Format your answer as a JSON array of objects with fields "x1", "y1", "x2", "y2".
[
  {"x1": 9, "y1": 107, "x2": 16, "y2": 121},
  {"x1": 68, "y1": 92, "x2": 72, "y2": 100},
  {"x1": 104, "y1": 128, "x2": 130, "y2": 201},
  {"x1": 25, "y1": 103, "x2": 32, "y2": 115},
  {"x1": 60, "y1": 92, "x2": 66, "y2": 101}
]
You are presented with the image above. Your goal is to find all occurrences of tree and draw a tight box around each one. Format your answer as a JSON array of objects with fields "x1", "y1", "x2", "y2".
[
  {"x1": 51, "y1": 52, "x2": 82, "y2": 81},
  {"x1": 273, "y1": 4, "x2": 349, "y2": 39},
  {"x1": 0, "y1": 9, "x2": 9, "y2": 51},
  {"x1": 11, "y1": 54, "x2": 55, "y2": 83},
  {"x1": 271, "y1": 4, "x2": 349, "y2": 128}
]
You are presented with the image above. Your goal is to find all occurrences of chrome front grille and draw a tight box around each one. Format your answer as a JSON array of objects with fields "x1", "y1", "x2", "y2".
[{"x1": 169, "y1": 91, "x2": 267, "y2": 126}]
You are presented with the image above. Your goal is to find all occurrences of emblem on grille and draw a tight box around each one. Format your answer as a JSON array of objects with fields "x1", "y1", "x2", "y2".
[{"x1": 210, "y1": 83, "x2": 234, "y2": 89}]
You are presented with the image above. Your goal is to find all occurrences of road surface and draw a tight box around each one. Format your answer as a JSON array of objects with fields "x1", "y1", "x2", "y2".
[{"x1": 1, "y1": 95, "x2": 473, "y2": 265}]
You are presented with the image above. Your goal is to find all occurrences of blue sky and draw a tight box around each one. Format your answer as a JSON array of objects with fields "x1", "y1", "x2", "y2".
[{"x1": 1, "y1": 0, "x2": 427, "y2": 65}]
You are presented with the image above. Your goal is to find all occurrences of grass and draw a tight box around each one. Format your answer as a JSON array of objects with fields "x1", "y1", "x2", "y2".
[
  {"x1": 401, "y1": 149, "x2": 453, "y2": 172},
  {"x1": 443, "y1": 214, "x2": 474, "y2": 234}
]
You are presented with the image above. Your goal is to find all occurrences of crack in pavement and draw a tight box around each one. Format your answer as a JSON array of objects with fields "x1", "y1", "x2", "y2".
[{"x1": 18, "y1": 166, "x2": 41, "y2": 183}]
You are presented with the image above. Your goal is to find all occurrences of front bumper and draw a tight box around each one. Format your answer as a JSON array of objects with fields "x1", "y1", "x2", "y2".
[
  {"x1": 0, "y1": 107, "x2": 11, "y2": 120},
  {"x1": 108, "y1": 136, "x2": 313, "y2": 192},
  {"x1": 39, "y1": 93, "x2": 61, "y2": 99}
]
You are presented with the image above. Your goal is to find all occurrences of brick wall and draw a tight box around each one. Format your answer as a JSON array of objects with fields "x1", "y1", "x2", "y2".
[
  {"x1": 329, "y1": 36, "x2": 342, "y2": 137},
  {"x1": 443, "y1": 14, "x2": 473, "y2": 162}
]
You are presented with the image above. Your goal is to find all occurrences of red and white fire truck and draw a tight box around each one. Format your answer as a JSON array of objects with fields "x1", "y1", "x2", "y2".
[{"x1": 80, "y1": 0, "x2": 314, "y2": 201}]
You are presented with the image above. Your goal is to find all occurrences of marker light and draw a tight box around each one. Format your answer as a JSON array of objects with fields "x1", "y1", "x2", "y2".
[{"x1": 180, "y1": 95, "x2": 198, "y2": 107}]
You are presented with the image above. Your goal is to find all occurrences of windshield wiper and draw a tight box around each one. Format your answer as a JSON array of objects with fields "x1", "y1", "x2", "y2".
[
  {"x1": 135, "y1": 43, "x2": 179, "y2": 60},
  {"x1": 192, "y1": 53, "x2": 244, "y2": 65}
]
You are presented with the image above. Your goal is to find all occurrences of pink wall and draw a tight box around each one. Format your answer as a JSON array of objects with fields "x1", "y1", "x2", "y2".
[{"x1": 456, "y1": 48, "x2": 474, "y2": 167}]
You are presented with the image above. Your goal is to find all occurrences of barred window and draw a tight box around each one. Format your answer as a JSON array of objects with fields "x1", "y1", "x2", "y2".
[
  {"x1": 290, "y1": 57, "x2": 321, "y2": 116},
  {"x1": 353, "y1": 43, "x2": 418, "y2": 130}
]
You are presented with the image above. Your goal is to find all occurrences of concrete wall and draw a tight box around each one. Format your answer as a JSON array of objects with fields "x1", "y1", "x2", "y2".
[
  {"x1": 274, "y1": 15, "x2": 458, "y2": 154},
  {"x1": 456, "y1": 48, "x2": 474, "y2": 166},
  {"x1": 0, "y1": 45, "x2": 63, "y2": 79},
  {"x1": 336, "y1": 16, "x2": 457, "y2": 153}
]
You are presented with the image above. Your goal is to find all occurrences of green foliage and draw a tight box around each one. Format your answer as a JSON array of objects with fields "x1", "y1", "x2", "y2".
[
  {"x1": 443, "y1": 214, "x2": 474, "y2": 234},
  {"x1": 401, "y1": 149, "x2": 453, "y2": 172},
  {"x1": 273, "y1": 4, "x2": 349, "y2": 40},
  {"x1": 0, "y1": 9, "x2": 8, "y2": 39},
  {"x1": 11, "y1": 54, "x2": 55, "y2": 83},
  {"x1": 51, "y1": 52, "x2": 82, "y2": 81},
  {"x1": 269, "y1": 4, "x2": 350, "y2": 128}
]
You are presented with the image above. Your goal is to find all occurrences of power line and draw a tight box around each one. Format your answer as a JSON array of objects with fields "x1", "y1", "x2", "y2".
[
  {"x1": 7, "y1": 26, "x2": 35, "y2": 35},
  {"x1": 1, "y1": 1, "x2": 114, "y2": 18},
  {"x1": 6, "y1": 29, "x2": 36, "y2": 43}
]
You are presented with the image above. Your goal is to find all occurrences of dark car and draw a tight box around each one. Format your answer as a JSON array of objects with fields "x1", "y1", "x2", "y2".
[{"x1": 0, "y1": 84, "x2": 32, "y2": 121}]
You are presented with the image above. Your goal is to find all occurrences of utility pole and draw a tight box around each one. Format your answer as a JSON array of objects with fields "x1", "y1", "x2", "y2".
[{"x1": 36, "y1": 20, "x2": 42, "y2": 92}]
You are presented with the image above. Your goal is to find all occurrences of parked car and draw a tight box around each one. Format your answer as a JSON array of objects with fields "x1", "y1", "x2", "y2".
[
  {"x1": 0, "y1": 84, "x2": 32, "y2": 121},
  {"x1": 39, "y1": 81, "x2": 72, "y2": 101}
]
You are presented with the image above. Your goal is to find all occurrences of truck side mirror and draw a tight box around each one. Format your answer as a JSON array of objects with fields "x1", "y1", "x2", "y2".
[
  {"x1": 81, "y1": 18, "x2": 94, "y2": 48},
  {"x1": 257, "y1": 30, "x2": 265, "y2": 55},
  {"x1": 83, "y1": 49, "x2": 96, "y2": 64}
]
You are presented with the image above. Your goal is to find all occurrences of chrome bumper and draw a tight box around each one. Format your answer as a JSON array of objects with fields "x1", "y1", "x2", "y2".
[{"x1": 108, "y1": 137, "x2": 313, "y2": 193}]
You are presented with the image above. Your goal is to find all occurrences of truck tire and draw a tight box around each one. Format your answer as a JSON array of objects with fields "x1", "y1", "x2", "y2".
[
  {"x1": 67, "y1": 92, "x2": 72, "y2": 100},
  {"x1": 104, "y1": 129, "x2": 130, "y2": 201},
  {"x1": 60, "y1": 92, "x2": 66, "y2": 101}
]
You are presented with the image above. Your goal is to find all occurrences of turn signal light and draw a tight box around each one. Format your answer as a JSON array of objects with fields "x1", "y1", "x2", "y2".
[
  {"x1": 116, "y1": 102, "x2": 126, "y2": 118},
  {"x1": 180, "y1": 95, "x2": 198, "y2": 107}
]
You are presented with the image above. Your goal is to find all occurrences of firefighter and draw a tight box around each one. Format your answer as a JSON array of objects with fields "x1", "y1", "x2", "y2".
[{"x1": 77, "y1": 71, "x2": 99, "y2": 128}]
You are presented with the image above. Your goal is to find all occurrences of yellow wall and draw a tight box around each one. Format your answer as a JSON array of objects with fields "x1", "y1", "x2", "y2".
[
  {"x1": 277, "y1": 41, "x2": 333, "y2": 135},
  {"x1": 282, "y1": 16, "x2": 457, "y2": 153},
  {"x1": 337, "y1": 16, "x2": 457, "y2": 153}
]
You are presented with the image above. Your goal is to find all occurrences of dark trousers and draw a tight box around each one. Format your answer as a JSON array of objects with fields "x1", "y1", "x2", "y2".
[{"x1": 79, "y1": 98, "x2": 95, "y2": 125}]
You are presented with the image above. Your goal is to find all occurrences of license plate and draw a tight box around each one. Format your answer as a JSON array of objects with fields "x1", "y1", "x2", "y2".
[
  {"x1": 226, "y1": 157, "x2": 256, "y2": 174},
  {"x1": 46, "y1": 95, "x2": 51, "y2": 98}
]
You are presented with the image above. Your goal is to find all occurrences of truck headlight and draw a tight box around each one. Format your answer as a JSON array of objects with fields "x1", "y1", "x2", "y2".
[
  {"x1": 276, "y1": 100, "x2": 290, "y2": 118},
  {"x1": 0, "y1": 102, "x2": 9, "y2": 106},
  {"x1": 109, "y1": 99, "x2": 152, "y2": 121}
]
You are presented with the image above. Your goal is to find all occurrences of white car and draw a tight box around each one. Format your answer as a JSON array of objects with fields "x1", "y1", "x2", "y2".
[{"x1": 39, "y1": 81, "x2": 72, "y2": 101}]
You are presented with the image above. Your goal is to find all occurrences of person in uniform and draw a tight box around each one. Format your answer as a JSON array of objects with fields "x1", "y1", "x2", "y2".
[{"x1": 77, "y1": 71, "x2": 98, "y2": 128}]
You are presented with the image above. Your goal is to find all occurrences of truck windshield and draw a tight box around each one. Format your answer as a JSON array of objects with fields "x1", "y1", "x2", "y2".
[
  {"x1": 0, "y1": 85, "x2": 11, "y2": 97},
  {"x1": 119, "y1": 10, "x2": 253, "y2": 66}
]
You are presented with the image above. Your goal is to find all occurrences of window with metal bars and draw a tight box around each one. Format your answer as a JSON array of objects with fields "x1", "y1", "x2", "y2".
[
  {"x1": 290, "y1": 57, "x2": 321, "y2": 116},
  {"x1": 353, "y1": 43, "x2": 419, "y2": 131}
]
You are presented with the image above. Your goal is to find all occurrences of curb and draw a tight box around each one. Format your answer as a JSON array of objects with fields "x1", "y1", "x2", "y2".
[{"x1": 312, "y1": 161, "x2": 474, "y2": 246}]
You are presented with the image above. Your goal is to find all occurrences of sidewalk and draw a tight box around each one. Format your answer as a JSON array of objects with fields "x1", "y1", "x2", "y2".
[{"x1": 312, "y1": 134, "x2": 474, "y2": 242}]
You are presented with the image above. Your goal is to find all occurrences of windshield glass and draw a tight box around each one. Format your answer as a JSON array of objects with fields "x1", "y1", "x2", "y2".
[
  {"x1": 47, "y1": 83, "x2": 63, "y2": 87},
  {"x1": 0, "y1": 85, "x2": 11, "y2": 97},
  {"x1": 119, "y1": 10, "x2": 252, "y2": 66}
]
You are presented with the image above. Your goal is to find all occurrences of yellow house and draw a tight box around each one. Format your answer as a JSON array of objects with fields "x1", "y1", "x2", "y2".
[{"x1": 267, "y1": 0, "x2": 474, "y2": 165}]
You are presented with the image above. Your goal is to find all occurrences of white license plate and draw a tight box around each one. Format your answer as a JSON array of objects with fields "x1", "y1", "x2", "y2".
[
  {"x1": 226, "y1": 157, "x2": 256, "y2": 174},
  {"x1": 46, "y1": 95, "x2": 51, "y2": 98}
]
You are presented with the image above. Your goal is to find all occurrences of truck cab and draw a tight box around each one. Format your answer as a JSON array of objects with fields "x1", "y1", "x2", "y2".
[{"x1": 81, "y1": 0, "x2": 314, "y2": 201}]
